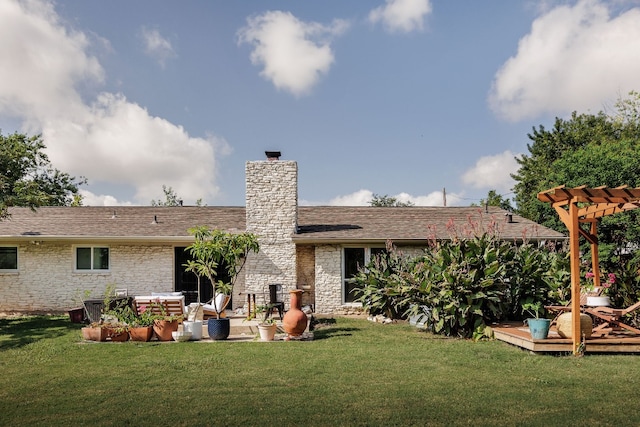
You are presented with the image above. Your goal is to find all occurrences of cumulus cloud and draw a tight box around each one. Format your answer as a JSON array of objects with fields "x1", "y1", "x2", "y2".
[
  {"x1": 369, "y1": 0, "x2": 432, "y2": 33},
  {"x1": 0, "y1": 0, "x2": 103, "y2": 122},
  {"x1": 79, "y1": 189, "x2": 133, "y2": 207},
  {"x1": 461, "y1": 151, "x2": 519, "y2": 192},
  {"x1": 237, "y1": 11, "x2": 349, "y2": 96},
  {"x1": 489, "y1": 0, "x2": 640, "y2": 121},
  {"x1": 0, "y1": 0, "x2": 221, "y2": 205},
  {"x1": 302, "y1": 188, "x2": 460, "y2": 206},
  {"x1": 140, "y1": 26, "x2": 176, "y2": 67}
]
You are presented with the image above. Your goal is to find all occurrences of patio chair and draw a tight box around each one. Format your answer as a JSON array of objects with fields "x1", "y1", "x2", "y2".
[
  {"x1": 202, "y1": 294, "x2": 230, "y2": 319},
  {"x1": 586, "y1": 301, "x2": 640, "y2": 335},
  {"x1": 263, "y1": 284, "x2": 285, "y2": 319}
]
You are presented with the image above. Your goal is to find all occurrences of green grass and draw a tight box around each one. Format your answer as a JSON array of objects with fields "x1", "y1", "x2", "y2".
[{"x1": 1, "y1": 316, "x2": 640, "y2": 426}]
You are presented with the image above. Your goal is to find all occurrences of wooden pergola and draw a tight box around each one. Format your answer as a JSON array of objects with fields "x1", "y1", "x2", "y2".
[{"x1": 537, "y1": 185, "x2": 640, "y2": 354}]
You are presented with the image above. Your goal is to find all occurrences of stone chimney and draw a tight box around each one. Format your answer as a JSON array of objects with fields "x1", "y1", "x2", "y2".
[{"x1": 244, "y1": 152, "x2": 298, "y2": 295}]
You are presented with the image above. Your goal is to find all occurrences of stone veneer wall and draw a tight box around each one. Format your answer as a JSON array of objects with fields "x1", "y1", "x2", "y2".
[
  {"x1": 244, "y1": 160, "x2": 298, "y2": 305},
  {"x1": 0, "y1": 242, "x2": 174, "y2": 312}
]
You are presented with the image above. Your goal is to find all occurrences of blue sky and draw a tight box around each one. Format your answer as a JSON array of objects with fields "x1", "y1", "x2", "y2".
[{"x1": 2, "y1": 0, "x2": 640, "y2": 207}]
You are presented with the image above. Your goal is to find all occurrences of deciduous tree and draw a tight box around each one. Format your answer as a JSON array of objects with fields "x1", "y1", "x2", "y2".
[{"x1": 0, "y1": 132, "x2": 84, "y2": 218}]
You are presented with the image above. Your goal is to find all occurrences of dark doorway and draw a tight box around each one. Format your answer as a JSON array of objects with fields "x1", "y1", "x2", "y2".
[{"x1": 174, "y1": 247, "x2": 231, "y2": 306}]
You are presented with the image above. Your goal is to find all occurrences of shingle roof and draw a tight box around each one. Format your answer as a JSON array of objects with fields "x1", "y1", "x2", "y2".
[
  {"x1": 0, "y1": 205, "x2": 565, "y2": 243},
  {"x1": 295, "y1": 206, "x2": 565, "y2": 243}
]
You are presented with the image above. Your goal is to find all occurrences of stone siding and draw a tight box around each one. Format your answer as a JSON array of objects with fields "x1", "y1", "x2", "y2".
[
  {"x1": 244, "y1": 160, "x2": 298, "y2": 302},
  {"x1": 0, "y1": 242, "x2": 174, "y2": 312}
]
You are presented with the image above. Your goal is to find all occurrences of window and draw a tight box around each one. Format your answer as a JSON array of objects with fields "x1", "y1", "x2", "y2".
[
  {"x1": 76, "y1": 246, "x2": 109, "y2": 271},
  {"x1": 343, "y1": 246, "x2": 387, "y2": 304},
  {"x1": 0, "y1": 247, "x2": 18, "y2": 271}
]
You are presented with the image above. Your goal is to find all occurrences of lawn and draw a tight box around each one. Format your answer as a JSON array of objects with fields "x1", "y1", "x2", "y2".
[{"x1": 1, "y1": 316, "x2": 639, "y2": 426}]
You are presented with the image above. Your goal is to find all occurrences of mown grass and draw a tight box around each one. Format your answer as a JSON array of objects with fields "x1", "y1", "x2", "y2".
[{"x1": 1, "y1": 316, "x2": 640, "y2": 426}]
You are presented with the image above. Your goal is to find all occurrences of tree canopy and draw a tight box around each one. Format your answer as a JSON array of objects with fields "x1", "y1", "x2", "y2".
[
  {"x1": 369, "y1": 193, "x2": 414, "y2": 207},
  {"x1": 0, "y1": 132, "x2": 85, "y2": 218},
  {"x1": 512, "y1": 91, "x2": 640, "y2": 263},
  {"x1": 471, "y1": 190, "x2": 513, "y2": 211}
]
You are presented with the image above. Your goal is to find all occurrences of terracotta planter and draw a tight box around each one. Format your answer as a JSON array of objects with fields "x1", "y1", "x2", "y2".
[
  {"x1": 153, "y1": 320, "x2": 179, "y2": 341},
  {"x1": 129, "y1": 326, "x2": 153, "y2": 342},
  {"x1": 258, "y1": 323, "x2": 277, "y2": 341},
  {"x1": 107, "y1": 328, "x2": 129, "y2": 342},
  {"x1": 282, "y1": 290, "x2": 308, "y2": 337},
  {"x1": 81, "y1": 326, "x2": 108, "y2": 342}
]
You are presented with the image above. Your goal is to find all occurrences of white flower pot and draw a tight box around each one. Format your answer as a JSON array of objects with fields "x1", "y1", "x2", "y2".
[
  {"x1": 183, "y1": 320, "x2": 203, "y2": 340},
  {"x1": 258, "y1": 323, "x2": 277, "y2": 341},
  {"x1": 586, "y1": 296, "x2": 610, "y2": 307}
]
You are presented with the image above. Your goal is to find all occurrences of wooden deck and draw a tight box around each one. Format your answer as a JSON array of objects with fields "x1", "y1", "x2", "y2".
[{"x1": 492, "y1": 322, "x2": 640, "y2": 353}]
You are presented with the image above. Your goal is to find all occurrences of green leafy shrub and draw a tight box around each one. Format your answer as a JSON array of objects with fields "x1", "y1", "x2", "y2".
[
  {"x1": 353, "y1": 232, "x2": 571, "y2": 339},
  {"x1": 410, "y1": 234, "x2": 511, "y2": 338},
  {"x1": 353, "y1": 244, "x2": 416, "y2": 319}
]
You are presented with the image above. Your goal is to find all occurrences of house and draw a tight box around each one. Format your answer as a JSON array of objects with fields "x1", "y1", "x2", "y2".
[{"x1": 0, "y1": 154, "x2": 565, "y2": 314}]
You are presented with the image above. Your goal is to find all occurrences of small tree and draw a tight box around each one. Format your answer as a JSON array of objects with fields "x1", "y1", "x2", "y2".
[
  {"x1": 184, "y1": 227, "x2": 259, "y2": 319},
  {"x1": 151, "y1": 185, "x2": 182, "y2": 206}
]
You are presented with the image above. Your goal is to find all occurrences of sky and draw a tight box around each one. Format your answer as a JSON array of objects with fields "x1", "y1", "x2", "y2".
[{"x1": 2, "y1": 0, "x2": 640, "y2": 207}]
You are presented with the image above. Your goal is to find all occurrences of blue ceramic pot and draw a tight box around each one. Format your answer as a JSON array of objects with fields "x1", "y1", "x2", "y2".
[
  {"x1": 526, "y1": 318, "x2": 551, "y2": 340},
  {"x1": 207, "y1": 318, "x2": 230, "y2": 340}
]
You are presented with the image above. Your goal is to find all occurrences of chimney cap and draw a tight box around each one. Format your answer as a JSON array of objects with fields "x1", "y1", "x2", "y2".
[{"x1": 265, "y1": 151, "x2": 281, "y2": 160}]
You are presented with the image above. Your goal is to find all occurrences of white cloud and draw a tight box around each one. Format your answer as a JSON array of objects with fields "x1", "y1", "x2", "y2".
[
  {"x1": 303, "y1": 188, "x2": 461, "y2": 207},
  {"x1": 0, "y1": 0, "x2": 222, "y2": 205},
  {"x1": 140, "y1": 26, "x2": 176, "y2": 67},
  {"x1": 0, "y1": 0, "x2": 103, "y2": 122},
  {"x1": 79, "y1": 189, "x2": 133, "y2": 207},
  {"x1": 461, "y1": 151, "x2": 519, "y2": 192},
  {"x1": 369, "y1": 0, "x2": 432, "y2": 33},
  {"x1": 489, "y1": 0, "x2": 640, "y2": 121},
  {"x1": 43, "y1": 93, "x2": 223, "y2": 204},
  {"x1": 327, "y1": 189, "x2": 374, "y2": 206},
  {"x1": 237, "y1": 11, "x2": 349, "y2": 96}
]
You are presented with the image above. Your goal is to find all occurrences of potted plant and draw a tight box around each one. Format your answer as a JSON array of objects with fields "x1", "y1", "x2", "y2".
[
  {"x1": 102, "y1": 297, "x2": 131, "y2": 342},
  {"x1": 252, "y1": 304, "x2": 278, "y2": 341},
  {"x1": 185, "y1": 227, "x2": 259, "y2": 340},
  {"x1": 150, "y1": 299, "x2": 183, "y2": 341},
  {"x1": 127, "y1": 304, "x2": 156, "y2": 342},
  {"x1": 522, "y1": 301, "x2": 551, "y2": 340},
  {"x1": 81, "y1": 288, "x2": 129, "y2": 342}
]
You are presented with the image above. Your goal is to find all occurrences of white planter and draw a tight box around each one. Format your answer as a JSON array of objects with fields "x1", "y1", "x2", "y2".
[
  {"x1": 258, "y1": 323, "x2": 277, "y2": 341},
  {"x1": 586, "y1": 296, "x2": 611, "y2": 307},
  {"x1": 183, "y1": 320, "x2": 203, "y2": 340}
]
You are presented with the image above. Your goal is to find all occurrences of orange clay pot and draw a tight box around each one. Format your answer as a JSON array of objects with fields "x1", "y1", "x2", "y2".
[{"x1": 282, "y1": 290, "x2": 308, "y2": 337}]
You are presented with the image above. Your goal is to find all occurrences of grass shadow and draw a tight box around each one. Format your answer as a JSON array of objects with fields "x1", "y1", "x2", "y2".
[
  {"x1": 0, "y1": 316, "x2": 76, "y2": 351},
  {"x1": 309, "y1": 317, "x2": 360, "y2": 340}
]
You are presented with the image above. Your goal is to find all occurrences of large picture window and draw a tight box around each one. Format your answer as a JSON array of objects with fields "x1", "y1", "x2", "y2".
[
  {"x1": 76, "y1": 246, "x2": 110, "y2": 271},
  {"x1": 0, "y1": 247, "x2": 18, "y2": 271},
  {"x1": 343, "y1": 247, "x2": 387, "y2": 304}
]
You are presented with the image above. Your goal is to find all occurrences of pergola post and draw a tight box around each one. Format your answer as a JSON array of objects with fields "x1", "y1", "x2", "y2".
[{"x1": 569, "y1": 201, "x2": 581, "y2": 354}]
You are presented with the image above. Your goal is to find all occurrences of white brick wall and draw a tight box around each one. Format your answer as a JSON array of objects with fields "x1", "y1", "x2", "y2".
[{"x1": 0, "y1": 242, "x2": 174, "y2": 312}]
